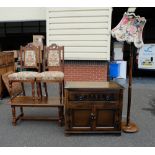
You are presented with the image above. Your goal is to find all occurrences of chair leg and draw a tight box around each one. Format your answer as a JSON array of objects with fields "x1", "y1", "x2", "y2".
[
  {"x1": 62, "y1": 80, "x2": 65, "y2": 103},
  {"x1": 58, "y1": 107, "x2": 64, "y2": 126},
  {"x1": 20, "y1": 107, "x2": 24, "y2": 117},
  {"x1": 43, "y1": 82, "x2": 48, "y2": 98},
  {"x1": 59, "y1": 83, "x2": 62, "y2": 104},
  {"x1": 62, "y1": 80, "x2": 64, "y2": 97},
  {"x1": 9, "y1": 80, "x2": 13, "y2": 100},
  {"x1": 31, "y1": 81, "x2": 35, "y2": 100},
  {"x1": 21, "y1": 82, "x2": 25, "y2": 96},
  {"x1": 39, "y1": 82, "x2": 42, "y2": 98},
  {"x1": 37, "y1": 82, "x2": 41, "y2": 100},
  {"x1": 59, "y1": 82, "x2": 64, "y2": 104},
  {"x1": 12, "y1": 106, "x2": 16, "y2": 126}
]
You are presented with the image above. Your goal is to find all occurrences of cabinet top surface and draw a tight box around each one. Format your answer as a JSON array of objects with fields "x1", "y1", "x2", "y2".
[{"x1": 65, "y1": 81, "x2": 124, "y2": 89}]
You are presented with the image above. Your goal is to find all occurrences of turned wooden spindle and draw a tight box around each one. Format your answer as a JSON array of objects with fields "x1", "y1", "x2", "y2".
[{"x1": 122, "y1": 43, "x2": 139, "y2": 133}]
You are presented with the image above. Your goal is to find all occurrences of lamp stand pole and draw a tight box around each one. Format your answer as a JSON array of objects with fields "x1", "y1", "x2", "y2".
[{"x1": 122, "y1": 43, "x2": 139, "y2": 133}]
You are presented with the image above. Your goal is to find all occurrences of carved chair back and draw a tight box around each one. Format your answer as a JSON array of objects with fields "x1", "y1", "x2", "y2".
[
  {"x1": 44, "y1": 44, "x2": 64, "y2": 72},
  {"x1": 20, "y1": 43, "x2": 41, "y2": 72}
]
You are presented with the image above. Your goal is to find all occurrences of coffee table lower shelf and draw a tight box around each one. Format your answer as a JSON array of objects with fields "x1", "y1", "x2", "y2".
[{"x1": 10, "y1": 96, "x2": 64, "y2": 126}]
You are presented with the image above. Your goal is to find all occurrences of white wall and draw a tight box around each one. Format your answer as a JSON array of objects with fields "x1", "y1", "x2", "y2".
[{"x1": 0, "y1": 7, "x2": 46, "y2": 21}]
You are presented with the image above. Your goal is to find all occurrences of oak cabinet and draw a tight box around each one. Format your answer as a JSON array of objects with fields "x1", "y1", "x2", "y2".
[{"x1": 64, "y1": 81, "x2": 124, "y2": 134}]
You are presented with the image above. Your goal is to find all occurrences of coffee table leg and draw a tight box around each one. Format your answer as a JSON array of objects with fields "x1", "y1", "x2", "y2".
[
  {"x1": 37, "y1": 82, "x2": 41, "y2": 100},
  {"x1": 31, "y1": 81, "x2": 35, "y2": 100},
  {"x1": 58, "y1": 107, "x2": 64, "y2": 126},
  {"x1": 12, "y1": 106, "x2": 16, "y2": 126},
  {"x1": 20, "y1": 107, "x2": 24, "y2": 117}
]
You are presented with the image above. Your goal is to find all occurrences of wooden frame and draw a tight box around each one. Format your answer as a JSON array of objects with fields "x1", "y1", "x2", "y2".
[
  {"x1": 37, "y1": 44, "x2": 65, "y2": 99},
  {"x1": 44, "y1": 43, "x2": 64, "y2": 72},
  {"x1": 9, "y1": 43, "x2": 42, "y2": 99},
  {"x1": 9, "y1": 43, "x2": 42, "y2": 125},
  {"x1": 35, "y1": 44, "x2": 65, "y2": 126},
  {"x1": 44, "y1": 43, "x2": 64, "y2": 99}
]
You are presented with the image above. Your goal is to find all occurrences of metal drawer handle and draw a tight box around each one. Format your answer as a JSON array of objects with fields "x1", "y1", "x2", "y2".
[
  {"x1": 106, "y1": 95, "x2": 110, "y2": 101},
  {"x1": 79, "y1": 96, "x2": 85, "y2": 101},
  {"x1": 90, "y1": 113, "x2": 96, "y2": 120}
]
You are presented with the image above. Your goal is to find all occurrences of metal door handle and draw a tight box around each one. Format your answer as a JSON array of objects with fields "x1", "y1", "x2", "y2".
[{"x1": 90, "y1": 113, "x2": 96, "y2": 120}]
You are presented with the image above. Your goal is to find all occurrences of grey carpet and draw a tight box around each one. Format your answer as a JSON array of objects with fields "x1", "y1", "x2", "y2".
[{"x1": 0, "y1": 79, "x2": 155, "y2": 147}]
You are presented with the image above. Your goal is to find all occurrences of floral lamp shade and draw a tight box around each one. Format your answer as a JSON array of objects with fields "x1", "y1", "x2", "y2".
[{"x1": 111, "y1": 12, "x2": 146, "y2": 48}]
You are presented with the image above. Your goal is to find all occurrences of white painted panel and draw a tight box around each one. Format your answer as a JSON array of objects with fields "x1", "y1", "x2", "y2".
[
  {"x1": 49, "y1": 40, "x2": 108, "y2": 47},
  {"x1": 107, "y1": 7, "x2": 112, "y2": 53},
  {"x1": 48, "y1": 16, "x2": 109, "y2": 23},
  {"x1": 48, "y1": 23, "x2": 109, "y2": 29},
  {"x1": 46, "y1": 7, "x2": 112, "y2": 60},
  {"x1": 65, "y1": 47, "x2": 108, "y2": 53},
  {"x1": 0, "y1": 8, "x2": 46, "y2": 22},
  {"x1": 48, "y1": 10, "x2": 110, "y2": 17},
  {"x1": 48, "y1": 29, "x2": 109, "y2": 35},
  {"x1": 47, "y1": 35, "x2": 109, "y2": 41},
  {"x1": 64, "y1": 52, "x2": 110, "y2": 60}
]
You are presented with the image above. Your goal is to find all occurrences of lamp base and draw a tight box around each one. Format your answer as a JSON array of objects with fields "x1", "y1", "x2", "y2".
[{"x1": 122, "y1": 122, "x2": 139, "y2": 133}]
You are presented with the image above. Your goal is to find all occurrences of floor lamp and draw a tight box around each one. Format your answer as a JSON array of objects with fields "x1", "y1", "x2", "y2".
[{"x1": 111, "y1": 12, "x2": 146, "y2": 133}]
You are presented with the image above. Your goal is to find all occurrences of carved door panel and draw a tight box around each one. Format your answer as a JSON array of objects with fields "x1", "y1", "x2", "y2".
[
  {"x1": 65, "y1": 108, "x2": 93, "y2": 131},
  {"x1": 94, "y1": 107, "x2": 120, "y2": 131}
]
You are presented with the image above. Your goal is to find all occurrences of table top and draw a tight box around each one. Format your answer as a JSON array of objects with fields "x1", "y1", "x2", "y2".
[{"x1": 65, "y1": 81, "x2": 124, "y2": 89}]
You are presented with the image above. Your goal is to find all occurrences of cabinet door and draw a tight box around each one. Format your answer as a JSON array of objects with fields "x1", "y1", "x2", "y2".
[
  {"x1": 93, "y1": 106, "x2": 120, "y2": 131},
  {"x1": 65, "y1": 107, "x2": 93, "y2": 131}
]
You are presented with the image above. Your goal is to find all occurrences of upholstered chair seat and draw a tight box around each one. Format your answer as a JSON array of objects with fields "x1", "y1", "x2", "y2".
[
  {"x1": 37, "y1": 71, "x2": 64, "y2": 81},
  {"x1": 8, "y1": 71, "x2": 39, "y2": 81}
]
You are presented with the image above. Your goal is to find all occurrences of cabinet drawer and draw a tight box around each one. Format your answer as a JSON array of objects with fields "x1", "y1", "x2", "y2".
[
  {"x1": 68, "y1": 101, "x2": 118, "y2": 109},
  {"x1": 68, "y1": 91, "x2": 119, "y2": 102}
]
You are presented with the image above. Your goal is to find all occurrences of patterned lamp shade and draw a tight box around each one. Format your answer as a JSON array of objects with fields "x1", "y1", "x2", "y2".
[{"x1": 111, "y1": 12, "x2": 146, "y2": 48}]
